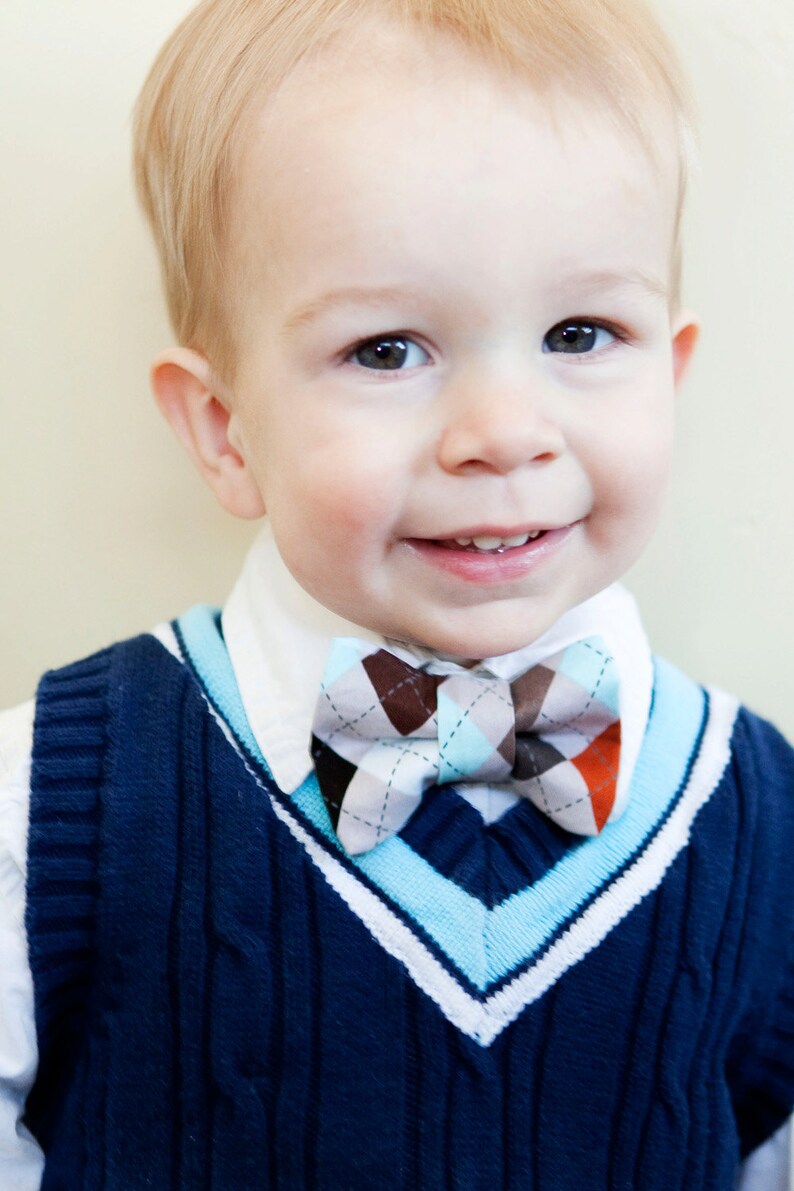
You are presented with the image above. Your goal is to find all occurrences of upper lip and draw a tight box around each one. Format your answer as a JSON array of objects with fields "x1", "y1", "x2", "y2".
[{"x1": 417, "y1": 523, "x2": 569, "y2": 541}]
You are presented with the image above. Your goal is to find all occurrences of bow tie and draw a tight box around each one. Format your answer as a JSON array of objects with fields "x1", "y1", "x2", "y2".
[{"x1": 310, "y1": 636, "x2": 621, "y2": 855}]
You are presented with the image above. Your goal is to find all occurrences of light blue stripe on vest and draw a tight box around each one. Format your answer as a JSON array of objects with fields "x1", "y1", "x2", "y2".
[{"x1": 175, "y1": 606, "x2": 707, "y2": 992}]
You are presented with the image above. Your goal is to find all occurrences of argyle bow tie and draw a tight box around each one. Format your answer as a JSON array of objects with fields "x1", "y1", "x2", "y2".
[{"x1": 310, "y1": 636, "x2": 621, "y2": 855}]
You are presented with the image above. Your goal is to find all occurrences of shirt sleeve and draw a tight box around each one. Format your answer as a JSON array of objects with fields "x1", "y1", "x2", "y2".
[
  {"x1": 0, "y1": 701, "x2": 45, "y2": 1187},
  {"x1": 737, "y1": 1118, "x2": 793, "y2": 1190}
]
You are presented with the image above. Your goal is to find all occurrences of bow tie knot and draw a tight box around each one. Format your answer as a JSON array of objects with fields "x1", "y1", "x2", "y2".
[{"x1": 311, "y1": 637, "x2": 621, "y2": 855}]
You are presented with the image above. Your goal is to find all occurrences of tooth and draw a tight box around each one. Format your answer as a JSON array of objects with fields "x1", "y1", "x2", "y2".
[
  {"x1": 527, "y1": 531, "x2": 542, "y2": 540},
  {"x1": 471, "y1": 535, "x2": 503, "y2": 550},
  {"x1": 454, "y1": 537, "x2": 473, "y2": 546},
  {"x1": 503, "y1": 533, "x2": 530, "y2": 547}
]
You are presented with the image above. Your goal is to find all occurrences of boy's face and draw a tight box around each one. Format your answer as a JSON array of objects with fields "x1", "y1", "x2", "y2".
[{"x1": 210, "y1": 25, "x2": 696, "y2": 660}]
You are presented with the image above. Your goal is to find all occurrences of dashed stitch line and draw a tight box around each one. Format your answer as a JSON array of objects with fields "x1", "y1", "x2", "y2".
[
  {"x1": 513, "y1": 645, "x2": 618, "y2": 819},
  {"x1": 517, "y1": 734, "x2": 619, "y2": 783},
  {"x1": 318, "y1": 665, "x2": 440, "y2": 745},
  {"x1": 436, "y1": 680, "x2": 512, "y2": 780},
  {"x1": 516, "y1": 741, "x2": 617, "y2": 817},
  {"x1": 319, "y1": 641, "x2": 618, "y2": 833},
  {"x1": 322, "y1": 737, "x2": 440, "y2": 841},
  {"x1": 533, "y1": 645, "x2": 613, "y2": 741},
  {"x1": 521, "y1": 770, "x2": 616, "y2": 818}
]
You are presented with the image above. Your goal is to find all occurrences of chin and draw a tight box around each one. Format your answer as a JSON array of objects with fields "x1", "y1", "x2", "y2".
[
  {"x1": 400, "y1": 620, "x2": 553, "y2": 664},
  {"x1": 375, "y1": 591, "x2": 585, "y2": 662}
]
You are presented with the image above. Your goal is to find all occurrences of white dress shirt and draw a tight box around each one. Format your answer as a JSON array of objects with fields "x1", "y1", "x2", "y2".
[{"x1": 0, "y1": 526, "x2": 789, "y2": 1187}]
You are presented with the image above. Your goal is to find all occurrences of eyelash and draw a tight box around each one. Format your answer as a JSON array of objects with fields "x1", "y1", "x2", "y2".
[
  {"x1": 339, "y1": 331, "x2": 421, "y2": 363},
  {"x1": 542, "y1": 318, "x2": 629, "y2": 359},
  {"x1": 342, "y1": 318, "x2": 630, "y2": 372}
]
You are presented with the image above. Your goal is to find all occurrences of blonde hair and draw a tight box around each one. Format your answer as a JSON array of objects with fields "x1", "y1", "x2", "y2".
[{"x1": 133, "y1": 0, "x2": 695, "y2": 383}]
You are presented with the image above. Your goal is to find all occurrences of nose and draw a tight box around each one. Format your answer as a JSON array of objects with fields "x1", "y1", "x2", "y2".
[{"x1": 436, "y1": 371, "x2": 566, "y2": 476}]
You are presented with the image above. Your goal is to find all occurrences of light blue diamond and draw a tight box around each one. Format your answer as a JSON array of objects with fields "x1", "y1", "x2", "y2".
[
  {"x1": 557, "y1": 638, "x2": 619, "y2": 716},
  {"x1": 321, "y1": 637, "x2": 370, "y2": 690},
  {"x1": 437, "y1": 687, "x2": 496, "y2": 783}
]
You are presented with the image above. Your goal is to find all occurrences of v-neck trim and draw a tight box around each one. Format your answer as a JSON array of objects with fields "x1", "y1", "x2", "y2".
[{"x1": 173, "y1": 605, "x2": 738, "y2": 1046}]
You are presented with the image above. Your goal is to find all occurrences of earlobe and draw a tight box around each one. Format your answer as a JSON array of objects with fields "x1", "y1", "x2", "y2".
[
  {"x1": 150, "y1": 347, "x2": 266, "y2": 520},
  {"x1": 670, "y1": 311, "x2": 700, "y2": 389}
]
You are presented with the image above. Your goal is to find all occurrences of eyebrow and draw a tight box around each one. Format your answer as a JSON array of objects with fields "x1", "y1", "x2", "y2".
[
  {"x1": 282, "y1": 270, "x2": 669, "y2": 334},
  {"x1": 283, "y1": 287, "x2": 426, "y2": 334},
  {"x1": 557, "y1": 269, "x2": 670, "y2": 302}
]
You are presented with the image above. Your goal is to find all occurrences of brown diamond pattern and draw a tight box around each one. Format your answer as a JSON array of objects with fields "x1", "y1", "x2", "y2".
[
  {"x1": 363, "y1": 650, "x2": 443, "y2": 735},
  {"x1": 311, "y1": 735, "x2": 357, "y2": 828},
  {"x1": 513, "y1": 735, "x2": 566, "y2": 781},
  {"x1": 511, "y1": 665, "x2": 556, "y2": 732}
]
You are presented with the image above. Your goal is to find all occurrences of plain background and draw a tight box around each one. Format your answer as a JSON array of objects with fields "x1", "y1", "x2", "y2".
[{"x1": 1, "y1": 0, "x2": 792, "y2": 736}]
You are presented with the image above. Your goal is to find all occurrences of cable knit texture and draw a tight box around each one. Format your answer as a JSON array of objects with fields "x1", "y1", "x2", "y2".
[{"x1": 23, "y1": 633, "x2": 794, "y2": 1190}]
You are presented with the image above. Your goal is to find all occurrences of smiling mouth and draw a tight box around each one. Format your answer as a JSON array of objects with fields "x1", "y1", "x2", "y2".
[
  {"x1": 406, "y1": 523, "x2": 577, "y2": 583},
  {"x1": 432, "y1": 530, "x2": 548, "y2": 554}
]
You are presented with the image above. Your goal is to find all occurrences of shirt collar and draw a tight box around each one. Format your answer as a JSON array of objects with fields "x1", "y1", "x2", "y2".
[{"x1": 221, "y1": 524, "x2": 653, "y2": 815}]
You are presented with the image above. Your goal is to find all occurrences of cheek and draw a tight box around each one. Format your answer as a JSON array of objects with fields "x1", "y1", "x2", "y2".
[
  {"x1": 249, "y1": 385, "x2": 420, "y2": 525},
  {"x1": 264, "y1": 442, "x2": 403, "y2": 552},
  {"x1": 588, "y1": 405, "x2": 675, "y2": 530},
  {"x1": 268, "y1": 462, "x2": 402, "y2": 617}
]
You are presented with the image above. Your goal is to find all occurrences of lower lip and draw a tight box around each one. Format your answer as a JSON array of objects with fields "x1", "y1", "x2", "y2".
[{"x1": 404, "y1": 524, "x2": 578, "y2": 584}]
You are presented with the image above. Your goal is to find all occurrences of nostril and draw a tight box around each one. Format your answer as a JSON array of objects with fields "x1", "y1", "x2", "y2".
[{"x1": 436, "y1": 398, "x2": 566, "y2": 475}]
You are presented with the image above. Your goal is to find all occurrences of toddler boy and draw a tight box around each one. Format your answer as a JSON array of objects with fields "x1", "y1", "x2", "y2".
[{"x1": 1, "y1": 0, "x2": 793, "y2": 1187}]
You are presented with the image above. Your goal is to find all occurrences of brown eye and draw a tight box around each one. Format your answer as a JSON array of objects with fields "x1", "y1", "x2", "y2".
[
  {"x1": 352, "y1": 337, "x2": 429, "y2": 371},
  {"x1": 543, "y1": 321, "x2": 614, "y2": 354}
]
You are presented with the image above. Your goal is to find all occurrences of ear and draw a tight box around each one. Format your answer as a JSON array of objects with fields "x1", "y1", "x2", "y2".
[
  {"x1": 670, "y1": 310, "x2": 700, "y2": 390},
  {"x1": 150, "y1": 347, "x2": 266, "y2": 520}
]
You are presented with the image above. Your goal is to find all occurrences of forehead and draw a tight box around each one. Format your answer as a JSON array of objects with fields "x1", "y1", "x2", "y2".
[{"x1": 230, "y1": 19, "x2": 679, "y2": 311}]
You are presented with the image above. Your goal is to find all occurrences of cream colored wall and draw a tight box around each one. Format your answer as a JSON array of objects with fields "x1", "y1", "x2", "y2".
[
  {"x1": 1, "y1": 0, "x2": 792, "y2": 737},
  {"x1": 627, "y1": 0, "x2": 794, "y2": 736}
]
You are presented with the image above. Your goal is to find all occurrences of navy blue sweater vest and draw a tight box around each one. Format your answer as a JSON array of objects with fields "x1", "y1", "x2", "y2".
[{"x1": 24, "y1": 628, "x2": 794, "y2": 1189}]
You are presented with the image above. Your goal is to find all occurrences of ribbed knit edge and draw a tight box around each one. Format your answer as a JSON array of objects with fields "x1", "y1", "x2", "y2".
[
  {"x1": 23, "y1": 646, "x2": 115, "y2": 1152},
  {"x1": 725, "y1": 709, "x2": 794, "y2": 1157}
]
